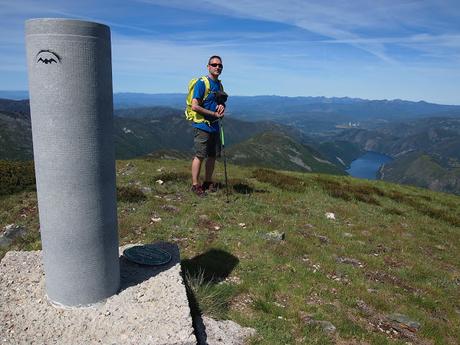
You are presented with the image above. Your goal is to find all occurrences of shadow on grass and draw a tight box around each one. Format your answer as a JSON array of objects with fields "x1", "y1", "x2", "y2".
[
  {"x1": 220, "y1": 178, "x2": 267, "y2": 195},
  {"x1": 182, "y1": 248, "x2": 239, "y2": 283},
  {"x1": 182, "y1": 249, "x2": 239, "y2": 344}
]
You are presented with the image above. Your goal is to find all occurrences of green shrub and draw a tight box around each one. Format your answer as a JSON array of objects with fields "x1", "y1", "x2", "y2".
[
  {"x1": 252, "y1": 168, "x2": 306, "y2": 192},
  {"x1": 155, "y1": 171, "x2": 190, "y2": 183},
  {"x1": 313, "y1": 176, "x2": 381, "y2": 205},
  {"x1": 0, "y1": 160, "x2": 36, "y2": 196},
  {"x1": 117, "y1": 185, "x2": 146, "y2": 203}
]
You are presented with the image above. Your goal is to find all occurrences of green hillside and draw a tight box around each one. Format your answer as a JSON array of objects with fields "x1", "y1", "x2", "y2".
[
  {"x1": 1, "y1": 158, "x2": 459, "y2": 344},
  {"x1": 0, "y1": 111, "x2": 33, "y2": 160},
  {"x1": 226, "y1": 131, "x2": 346, "y2": 175},
  {"x1": 379, "y1": 152, "x2": 460, "y2": 195},
  {"x1": 317, "y1": 141, "x2": 363, "y2": 169}
]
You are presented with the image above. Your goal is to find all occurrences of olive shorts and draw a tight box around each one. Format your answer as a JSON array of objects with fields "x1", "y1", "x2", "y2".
[{"x1": 194, "y1": 128, "x2": 221, "y2": 158}]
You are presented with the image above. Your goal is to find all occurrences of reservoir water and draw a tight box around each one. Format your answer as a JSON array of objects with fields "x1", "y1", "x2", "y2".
[{"x1": 346, "y1": 152, "x2": 393, "y2": 180}]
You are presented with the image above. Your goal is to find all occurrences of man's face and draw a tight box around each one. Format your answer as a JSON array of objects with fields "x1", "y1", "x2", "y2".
[{"x1": 207, "y1": 58, "x2": 223, "y2": 77}]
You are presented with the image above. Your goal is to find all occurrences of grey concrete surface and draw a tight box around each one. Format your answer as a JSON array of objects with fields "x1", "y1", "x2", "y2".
[{"x1": 0, "y1": 242, "x2": 196, "y2": 345}]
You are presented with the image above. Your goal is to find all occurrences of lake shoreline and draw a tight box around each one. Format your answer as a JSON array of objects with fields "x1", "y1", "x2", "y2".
[{"x1": 346, "y1": 151, "x2": 393, "y2": 180}]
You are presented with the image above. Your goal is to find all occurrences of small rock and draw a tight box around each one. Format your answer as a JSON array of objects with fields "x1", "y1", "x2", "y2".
[
  {"x1": 141, "y1": 186, "x2": 152, "y2": 194},
  {"x1": 150, "y1": 217, "x2": 162, "y2": 223},
  {"x1": 356, "y1": 300, "x2": 373, "y2": 316},
  {"x1": 343, "y1": 232, "x2": 353, "y2": 238},
  {"x1": 325, "y1": 212, "x2": 336, "y2": 220},
  {"x1": 162, "y1": 205, "x2": 180, "y2": 213},
  {"x1": 337, "y1": 257, "x2": 363, "y2": 267},
  {"x1": 309, "y1": 320, "x2": 336, "y2": 334},
  {"x1": 156, "y1": 179, "x2": 164, "y2": 185},
  {"x1": 387, "y1": 313, "x2": 421, "y2": 331},
  {"x1": 434, "y1": 244, "x2": 445, "y2": 251},
  {"x1": 199, "y1": 316, "x2": 256, "y2": 345},
  {"x1": 0, "y1": 224, "x2": 27, "y2": 248},
  {"x1": 298, "y1": 311, "x2": 313, "y2": 323},
  {"x1": 317, "y1": 235, "x2": 329, "y2": 244},
  {"x1": 199, "y1": 215, "x2": 209, "y2": 221},
  {"x1": 262, "y1": 231, "x2": 285, "y2": 241},
  {"x1": 238, "y1": 223, "x2": 246, "y2": 228}
]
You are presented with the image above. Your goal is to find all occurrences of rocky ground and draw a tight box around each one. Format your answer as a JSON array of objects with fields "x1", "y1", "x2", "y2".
[{"x1": 0, "y1": 243, "x2": 255, "y2": 345}]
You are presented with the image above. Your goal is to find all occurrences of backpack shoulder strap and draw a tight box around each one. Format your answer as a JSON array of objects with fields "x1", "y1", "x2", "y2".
[{"x1": 201, "y1": 76, "x2": 211, "y2": 101}]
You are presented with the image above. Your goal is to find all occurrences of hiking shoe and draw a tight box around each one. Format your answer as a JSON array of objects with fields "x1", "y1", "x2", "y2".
[
  {"x1": 191, "y1": 184, "x2": 207, "y2": 197},
  {"x1": 202, "y1": 181, "x2": 218, "y2": 193}
]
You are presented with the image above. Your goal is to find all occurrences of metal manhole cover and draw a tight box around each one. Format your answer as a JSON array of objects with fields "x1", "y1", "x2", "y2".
[{"x1": 123, "y1": 244, "x2": 172, "y2": 266}]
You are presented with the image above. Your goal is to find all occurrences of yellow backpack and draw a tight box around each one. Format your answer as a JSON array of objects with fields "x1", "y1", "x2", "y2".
[{"x1": 184, "y1": 76, "x2": 222, "y2": 125}]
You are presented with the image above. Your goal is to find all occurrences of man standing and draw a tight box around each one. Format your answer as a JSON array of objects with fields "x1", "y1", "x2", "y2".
[{"x1": 190, "y1": 56, "x2": 226, "y2": 196}]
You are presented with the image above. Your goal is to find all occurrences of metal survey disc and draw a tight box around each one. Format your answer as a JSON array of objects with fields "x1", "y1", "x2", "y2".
[{"x1": 123, "y1": 244, "x2": 172, "y2": 266}]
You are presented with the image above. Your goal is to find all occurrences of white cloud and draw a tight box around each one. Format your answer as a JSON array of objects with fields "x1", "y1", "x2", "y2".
[{"x1": 146, "y1": 0, "x2": 460, "y2": 64}]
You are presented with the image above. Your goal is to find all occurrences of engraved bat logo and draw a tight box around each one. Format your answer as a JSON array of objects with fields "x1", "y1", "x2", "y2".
[{"x1": 36, "y1": 50, "x2": 61, "y2": 64}]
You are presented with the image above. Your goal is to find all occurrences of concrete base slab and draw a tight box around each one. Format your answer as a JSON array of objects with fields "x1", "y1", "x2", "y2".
[{"x1": 0, "y1": 242, "x2": 196, "y2": 345}]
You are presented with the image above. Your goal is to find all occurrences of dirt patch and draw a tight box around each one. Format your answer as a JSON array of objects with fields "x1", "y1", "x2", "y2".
[
  {"x1": 352, "y1": 300, "x2": 433, "y2": 344},
  {"x1": 365, "y1": 271, "x2": 418, "y2": 293},
  {"x1": 230, "y1": 293, "x2": 254, "y2": 317}
]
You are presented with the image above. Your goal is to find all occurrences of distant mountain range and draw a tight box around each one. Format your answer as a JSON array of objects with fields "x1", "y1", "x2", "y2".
[
  {"x1": 0, "y1": 99, "x2": 349, "y2": 176},
  {"x1": 2, "y1": 91, "x2": 460, "y2": 124},
  {"x1": 2, "y1": 95, "x2": 460, "y2": 194}
]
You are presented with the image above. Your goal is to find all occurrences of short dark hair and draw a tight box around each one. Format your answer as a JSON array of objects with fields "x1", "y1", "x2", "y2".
[{"x1": 208, "y1": 55, "x2": 222, "y2": 64}]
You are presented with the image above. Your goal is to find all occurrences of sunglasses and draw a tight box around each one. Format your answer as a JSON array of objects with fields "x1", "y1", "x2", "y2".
[{"x1": 209, "y1": 63, "x2": 223, "y2": 68}]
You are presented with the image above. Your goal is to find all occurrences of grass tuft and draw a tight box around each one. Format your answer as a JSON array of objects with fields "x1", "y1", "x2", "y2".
[
  {"x1": 117, "y1": 185, "x2": 146, "y2": 203},
  {"x1": 183, "y1": 268, "x2": 237, "y2": 319}
]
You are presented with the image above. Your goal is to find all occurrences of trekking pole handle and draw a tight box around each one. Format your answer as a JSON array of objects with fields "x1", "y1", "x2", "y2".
[{"x1": 219, "y1": 119, "x2": 225, "y2": 147}]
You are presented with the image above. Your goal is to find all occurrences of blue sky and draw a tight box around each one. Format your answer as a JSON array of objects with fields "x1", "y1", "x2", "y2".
[{"x1": 1, "y1": 0, "x2": 460, "y2": 104}]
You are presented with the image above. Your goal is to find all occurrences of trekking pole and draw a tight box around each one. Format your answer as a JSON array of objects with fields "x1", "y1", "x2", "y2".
[{"x1": 219, "y1": 119, "x2": 230, "y2": 203}]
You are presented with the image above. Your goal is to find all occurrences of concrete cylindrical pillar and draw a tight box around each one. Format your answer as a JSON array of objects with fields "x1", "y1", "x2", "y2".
[{"x1": 25, "y1": 18, "x2": 120, "y2": 306}]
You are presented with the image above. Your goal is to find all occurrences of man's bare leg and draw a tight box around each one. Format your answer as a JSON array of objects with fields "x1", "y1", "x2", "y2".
[
  {"x1": 205, "y1": 157, "x2": 216, "y2": 183},
  {"x1": 192, "y1": 156, "x2": 203, "y2": 186}
]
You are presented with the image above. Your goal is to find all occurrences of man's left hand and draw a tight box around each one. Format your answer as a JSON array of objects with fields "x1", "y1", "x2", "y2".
[{"x1": 216, "y1": 104, "x2": 225, "y2": 116}]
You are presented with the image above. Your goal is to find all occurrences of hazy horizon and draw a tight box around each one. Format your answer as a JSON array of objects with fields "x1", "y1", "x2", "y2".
[{"x1": 1, "y1": 89, "x2": 460, "y2": 106}]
